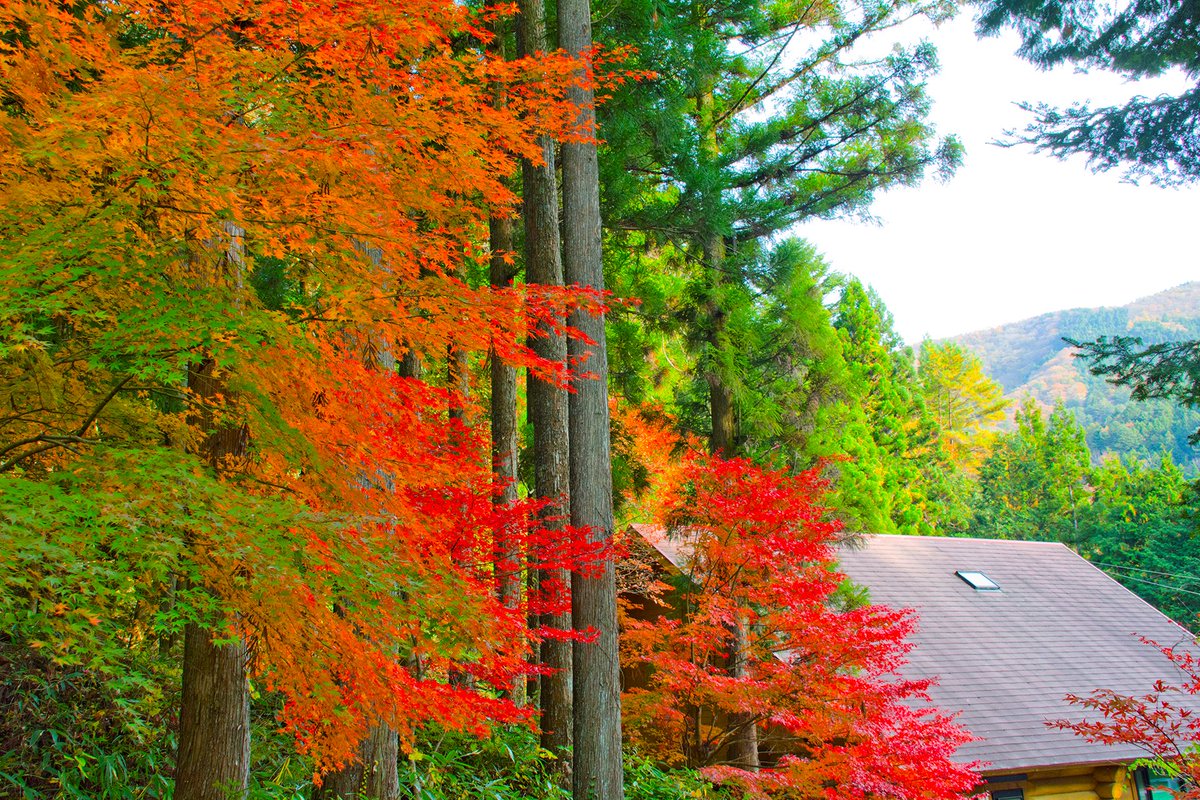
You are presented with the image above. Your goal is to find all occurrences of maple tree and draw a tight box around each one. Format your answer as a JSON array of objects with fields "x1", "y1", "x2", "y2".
[
  {"x1": 619, "y1": 416, "x2": 979, "y2": 800},
  {"x1": 1053, "y1": 639, "x2": 1200, "y2": 797},
  {"x1": 0, "y1": 0, "x2": 610, "y2": 794}
]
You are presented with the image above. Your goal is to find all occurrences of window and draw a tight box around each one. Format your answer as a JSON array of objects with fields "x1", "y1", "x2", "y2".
[
  {"x1": 992, "y1": 789, "x2": 1024, "y2": 800},
  {"x1": 1135, "y1": 766, "x2": 1184, "y2": 800},
  {"x1": 956, "y1": 570, "x2": 1000, "y2": 591}
]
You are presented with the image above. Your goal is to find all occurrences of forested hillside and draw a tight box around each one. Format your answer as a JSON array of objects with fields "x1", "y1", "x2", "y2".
[{"x1": 951, "y1": 282, "x2": 1200, "y2": 469}]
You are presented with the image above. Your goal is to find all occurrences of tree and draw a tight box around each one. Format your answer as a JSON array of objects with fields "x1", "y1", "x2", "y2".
[
  {"x1": 1053, "y1": 639, "x2": 1200, "y2": 795},
  {"x1": 974, "y1": 0, "x2": 1200, "y2": 184},
  {"x1": 598, "y1": 0, "x2": 961, "y2": 459},
  {"x1": 176, "y1": 226, "x2": 252, "y2": 800},
  {"x1": 828, "y1": 280, "x2": 975, "y2": 534},
  {"x1": 1068, "y1": 336, "x2": 1200, "y2": 444},
  {"x1": 559, "y1": 0, "x2": 624, "y2": 797},
  {"x1": 972, "y1": 399, "x2": 1091, "y2": 541},
  {"x1": 0, "y1": 0, "x2": 591, "y2": 791},
  {"x1": 1078, "y1": 455, "x2": 1200, "y2": 625},
  {"x1": 919, "y1": 340, "x2": 1010, "y2": 474},
  {"x1": 621, "y1": 452, "x2": 980, "y2": 799},
  {"x1": 520, "y1": 0, "x2": 575, "y2": 769}
]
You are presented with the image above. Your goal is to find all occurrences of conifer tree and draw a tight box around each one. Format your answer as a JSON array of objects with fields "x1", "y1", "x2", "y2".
[
  {"x1": 1069, "y1": 336, "x2": 1200, "y2": 444},
  {"x1": 598, "y1": 0, "x2": 960, "y2": 463},
  {"x1": 519, "y1": 0, "x2": 575, "y2": 767},
  {"x1": 560, "y1": 0, "x2": 624, "y2": 795},
  {"x1": 918, "y1": 340, "x2": 1010, "y2": 474},
  {"x1": 1080, "y1": 455, "x2": 1200, "y2": 623},
  {"x1": 972, "y1": 399, "x2": 1091, "y2": 541},
  {"x1": 975, "y1": 0, "x2": 1200, "y2": 184},
  {"x1": 825, "y1": 281, "x2": 923, "y2": 533}
]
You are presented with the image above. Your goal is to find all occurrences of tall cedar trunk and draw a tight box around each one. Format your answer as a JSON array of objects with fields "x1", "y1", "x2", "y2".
[
  {"x1": 559, "y1": 2, "x2": 623, "y2": 798},
  {"x1": 697, "y1": 87, "x2": 737, "y2": 462},
  {"x1": 488, "y1": 1, "x2": 526, "y2": 709},
  {"x1": 176, "y1": 223, "x2": 251, "y2": 800},
  {"x1": 490, "y1": 213, "x2": 525, "y2": 705},
  {"x1": 447, "y1": 260, "x2": 473, "y2": 691},
  {"x1": 314, "y1": 759, "x2": 362, "y2": 800},
  {"x1": 176, "y1": 619, "x2": 250, "y2": 800},
  {"x1": 449, "y1": 338, "x2": 469, "y2": 423},
  {"x1": 704, "y1": 231, "x2": 735, "y2": 458},
  {"x1": 727, "y1": 616, "x2": 759, "y2": 769},
  {"x1": 400, "y1": 350, "x2": 423, "y2": 380},
  {"x1": 520, "y1": 0, "x2": 573, "y2": 768},
  {"x1": 701, "y1": 234, "x2": 759, "y2": 770}
]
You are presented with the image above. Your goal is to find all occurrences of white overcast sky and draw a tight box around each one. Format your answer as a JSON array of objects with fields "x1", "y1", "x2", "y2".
[{"x1": 796, "y1": 14, "x2": 1200, "y2": 345}]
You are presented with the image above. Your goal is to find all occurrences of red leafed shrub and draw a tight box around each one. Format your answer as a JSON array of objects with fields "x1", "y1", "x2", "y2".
[{"x1": 621, "y1": 452, "x2": 980, "y2": 800}]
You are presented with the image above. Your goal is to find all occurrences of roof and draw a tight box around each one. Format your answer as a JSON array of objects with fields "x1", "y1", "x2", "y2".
[
  {"x1": 837, "y1": 534, "x2": 1198, "y2": 774},
  {"x1": 628, "y1": 523, "x2": 694, "y2": 573}
]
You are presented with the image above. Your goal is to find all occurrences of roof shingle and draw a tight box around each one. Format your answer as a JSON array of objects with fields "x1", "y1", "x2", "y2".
[{"x1": 837, "y1": 534, "x2": 1198, "y2": 773}]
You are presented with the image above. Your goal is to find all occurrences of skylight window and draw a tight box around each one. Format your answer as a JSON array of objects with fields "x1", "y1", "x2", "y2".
[{"x1": 956, "y1": 570, "x2": 1000, "y2": 591}]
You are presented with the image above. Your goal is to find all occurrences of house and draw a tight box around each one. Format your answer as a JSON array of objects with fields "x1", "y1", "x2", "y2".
[
  {"x1": 837, "y1": 534, "x2": 1197, "y2": 800},
  {"x1": 625, "y1": 525, "x2": 1199, "y2": 800}
]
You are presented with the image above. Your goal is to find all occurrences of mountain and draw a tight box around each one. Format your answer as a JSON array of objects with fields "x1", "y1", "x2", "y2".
[{"x1": 948, "y1": 282, "x2": 1200, "y2": 471}]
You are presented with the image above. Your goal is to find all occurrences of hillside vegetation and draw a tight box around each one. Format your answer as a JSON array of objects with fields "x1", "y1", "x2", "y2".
[{"x1": 950, "y1": 282, "x2": 1200, "y2": 469}]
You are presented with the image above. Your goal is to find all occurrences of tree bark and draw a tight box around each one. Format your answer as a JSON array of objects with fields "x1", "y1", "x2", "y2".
[
  {"x1": 313, "y1": 724, "x2": 400, "y2": 800},
  {"x1": 726, "y1": 616, "x2": 760, "y2": 770},
  {"x1": 314, "y1": 243, "x2": 403, "y2": 800},
  {"x1": 490, "y1": 212, "x2": 526, "y2": 706},
  {"x1": 695, "y1": 82, "x2": 757, "y2": 768},
  {"x1": 704, "y1": 231, "x2": 736, "y2": 458},
  {"x1": 176, "y1": 621, "x2": 250, "y2": 800},
  {"x1": 696, "y1": 79, "x2": 738, "y2": 461},
  {"x1": 558, "y1": 1, "x2": 623, "y2": 797},
  {"x1": 520, "y1": 0, "x2": 574, "y2": 771},
  {"x1": 487, "y1": 0, "x2": 527, "y2": 710},
  {"x1": 449, "y1": 331, "x2": 470, "y2": 424},
  {"x1": 176, "y1": 223, "x2": 251, "y2": 800}
]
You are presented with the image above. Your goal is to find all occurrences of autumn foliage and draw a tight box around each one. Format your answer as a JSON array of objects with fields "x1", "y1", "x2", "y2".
[
  {"x1": 1053, "y1": 639, "x2": 1200, "y2": 797},
  {"x1": 0, "y1": 0, "x2": 601, "y2": 781},
  {"x1": 619, "y1": 414, "x2": 979, "y2": 799}
]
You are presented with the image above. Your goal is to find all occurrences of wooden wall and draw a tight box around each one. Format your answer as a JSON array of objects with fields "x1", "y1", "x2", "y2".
[{"x1": 985, "y1": 764, "x2": 1136, "y2": 800}]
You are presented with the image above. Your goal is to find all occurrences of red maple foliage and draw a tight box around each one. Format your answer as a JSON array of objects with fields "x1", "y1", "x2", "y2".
[
  {"x1": 1052, "y1": 638, "x2": 1200, "y2": 797},
  {"x1": 620, "y1": 438, "x2": 980, "y2": 799}
]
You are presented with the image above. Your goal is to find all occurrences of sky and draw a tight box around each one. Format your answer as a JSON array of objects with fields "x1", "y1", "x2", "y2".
[{"x1": 796, "y1": 14, "x2": 1200, "y2": 345}]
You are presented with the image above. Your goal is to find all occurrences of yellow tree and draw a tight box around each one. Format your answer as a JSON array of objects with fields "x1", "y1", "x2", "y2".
[{"x1": 918, "y1": 340, "x2": 1010, "y2": 473}]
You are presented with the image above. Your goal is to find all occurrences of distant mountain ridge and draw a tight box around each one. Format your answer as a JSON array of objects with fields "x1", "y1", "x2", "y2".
[{"x1": 948, "y1": 282, "x2": 1200, "y2": 470}]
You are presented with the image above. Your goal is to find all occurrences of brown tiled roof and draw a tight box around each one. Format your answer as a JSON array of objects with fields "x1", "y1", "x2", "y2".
[{"x1": 837, "y1": 534, "x2": 1199, "y2": 774}]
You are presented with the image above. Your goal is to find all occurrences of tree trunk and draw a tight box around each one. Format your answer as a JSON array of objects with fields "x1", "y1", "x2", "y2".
[
  {"x1": 726, "y1": 616, "x2": 760, "y2": 770},
  {"x1": 176, "y1": 223, "x2": 251, "y2": 800},
  {"x1": 313, "y1": 724, "x2": 400, "y2": 800},
  {"x1": 449, "y1": 334, "x2": 470, "y2": 424},
  {"x1": 176, "y1": 622, "x2": 250, "y2": 800},
  {"x1": 695, "y1": 83, "x2": 757, "y2": 768},
  {"x1": 490, "y1": 212, "x2": 526, "y2": 706},
  {"x1": 487, "y1": 0, "x2": 527, "y2": 710},
  {"x1": 315, "y1": 244, "x2": 403, "y2": 800},
  {"x1": 697, "y1": 81, "x2": 737, "y2": 461},
  {"x1": 519, "y1": 0, "x2": 574, "y2": 768},
  {"x1": 708, "y1": 371, "x2": 736, "y2": 458},
  {"x1": 559, "y1": 1, "x2": 623, "y2": 797},
  {"x1": 314, "y1": 761, "x2": 362, "y2": 800}
]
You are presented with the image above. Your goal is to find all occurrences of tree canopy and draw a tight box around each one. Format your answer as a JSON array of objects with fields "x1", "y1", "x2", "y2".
[{"x1": 974, "y1": 0, "x2": 1200, "y2": 183}]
